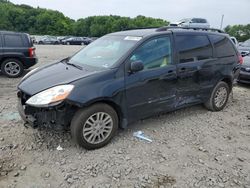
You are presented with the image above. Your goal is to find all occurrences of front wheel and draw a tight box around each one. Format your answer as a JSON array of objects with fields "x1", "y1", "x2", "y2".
[
  {"x1": 204, "y1": 81, "x2": 230, "y2": 111},
  {"x1": 70, "y1": 103, "x2": 118, "y2": 150}
]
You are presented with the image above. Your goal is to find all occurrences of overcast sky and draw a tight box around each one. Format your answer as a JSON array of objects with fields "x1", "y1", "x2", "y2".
[{"x1": 10, "y1": 0, "x2": 250, "y2": 28}]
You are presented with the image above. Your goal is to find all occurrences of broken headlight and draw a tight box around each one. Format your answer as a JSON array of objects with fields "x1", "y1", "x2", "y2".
[{"x1": 26, "y1": 85, "x2": 74, "y2": 107}]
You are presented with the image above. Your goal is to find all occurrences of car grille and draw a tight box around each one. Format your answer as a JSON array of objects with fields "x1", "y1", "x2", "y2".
[
  {"x1": 241, "y1": 67, "x2": 250, "y2": 72},
  {"x1": 17, "y1": 90, "x2": 31, "y2": 105}
]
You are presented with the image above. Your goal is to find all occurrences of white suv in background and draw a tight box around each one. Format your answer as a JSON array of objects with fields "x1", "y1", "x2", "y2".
[{"x1": 170, "y1": 18, "x2": 210, "y2": 28}]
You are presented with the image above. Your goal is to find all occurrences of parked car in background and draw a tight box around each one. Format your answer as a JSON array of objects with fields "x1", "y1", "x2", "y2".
[
  {"x1": 170, "y1": 18, "x2": 210, "y2": 28},
  {"x1": 37, "y1": 36, "x2": 60, "y2": 45},
  {"x1": 57, "y1": 36, "x2": 72, "y2": 44},
  {"x1": 0, "y1": 31, "x2": 37, "y2": 77},
  {"x1": 238, "y1": 52, "x2": 250, "y2": 84},
  {"x1": 238, "y1": 39, "x2": 250, "y2": 56},
  {"x1": 230, "y1": 37, "x2": 239, "y2": 48},
  {"x1": 81, "y1": 37, "x2": 93, "y2": 45},
  {"x1": 17, "y1": 26, "x2": 241, "y2": 149},
  {"x1": 62, "y1": 37, "x2": 92, "y2": 45}
]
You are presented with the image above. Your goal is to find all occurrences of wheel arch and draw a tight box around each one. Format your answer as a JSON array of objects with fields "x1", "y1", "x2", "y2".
[
  {"x1": 220, "y1": 77, "x2": 233, "y2": 92},
  {"x1": 69, "y1": 98, "x2": 125, "y2": 129},
  {"x1": 88, "y1": 99, "x2": 124, "y2": 128},
  {"x1": 0, "y1": 56, "x2": 24, "y2": 65}
]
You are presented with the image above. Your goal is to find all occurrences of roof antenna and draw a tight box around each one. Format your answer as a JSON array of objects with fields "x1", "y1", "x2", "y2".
[{"x1": 220, "y1": 14, "x2": 224, "y2": 30}]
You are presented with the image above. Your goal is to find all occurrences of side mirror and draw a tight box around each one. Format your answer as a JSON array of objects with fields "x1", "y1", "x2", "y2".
[{"x1": 130, "y1": 61, "x2": 144, "y2": 73}]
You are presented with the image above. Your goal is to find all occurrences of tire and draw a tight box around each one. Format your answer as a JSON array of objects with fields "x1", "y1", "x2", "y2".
[
  {"x1": 1, "y1": 58, "x2": 24, "y2": 78},
  {"x1": 66, "y1": 42, "x2": 70, "y2": 45},
  {"x1": 204, "y1": 81, "x2": 230, "y2": 111},
  {"x1": 71, "y1": 103, "x2": 118, "y2": 150}
]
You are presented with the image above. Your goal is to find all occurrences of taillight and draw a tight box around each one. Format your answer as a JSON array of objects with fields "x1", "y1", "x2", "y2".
[
  {"x1": 29, "y1": 47, "x2": 35, "y2": 58},
  {"x1": 238, "y1": 54, "x2": 243, "y2": 65}
]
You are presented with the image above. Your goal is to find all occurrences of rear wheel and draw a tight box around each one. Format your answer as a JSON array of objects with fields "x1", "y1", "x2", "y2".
[
  {"x1": 70, "y1": 103, "x2": 118, "y2": 150},
  {"x1": 204, "y1": 81, "x2": 230, "y2": 111},
  {"x1": 1, "y1": 59, "x2": 24, "y2": 78}
]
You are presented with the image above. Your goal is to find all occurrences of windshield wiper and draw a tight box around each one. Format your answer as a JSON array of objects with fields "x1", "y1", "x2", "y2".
[{"x1": 63, "y1": 59, "x2": 83, "y2": 70}]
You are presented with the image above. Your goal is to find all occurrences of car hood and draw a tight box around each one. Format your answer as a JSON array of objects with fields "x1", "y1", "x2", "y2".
[
  {"x1": 170, "y1": 21, "x2": 183, "y2": 25},
  {"x1": 18, "y1": 61, "x2": 100, "y2": 96},
  {"x1": 238, "y1": 46, "x2": 250, "y2": 52},
  {"x1": 243, "y1": 56, "x2": 250, "y2": 67}
]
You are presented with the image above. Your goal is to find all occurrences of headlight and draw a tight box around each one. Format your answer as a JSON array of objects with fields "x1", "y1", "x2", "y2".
[{"x1": 26, "y1": 85, "x2": 74, "y2": 107}]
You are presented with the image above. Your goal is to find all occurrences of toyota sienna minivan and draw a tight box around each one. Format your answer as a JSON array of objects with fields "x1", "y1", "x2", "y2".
[{"x1": 17, "y1": 27, "x2": 242, "y2": 149}]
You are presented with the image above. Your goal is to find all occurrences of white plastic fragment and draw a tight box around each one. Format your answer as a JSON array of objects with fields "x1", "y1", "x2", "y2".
[
  {"x1": 57, "y1": 145, "x2": 63, "y2": 151},
  {"x1": 133, "y1": 131, "x2": 153, "y2": 143}
]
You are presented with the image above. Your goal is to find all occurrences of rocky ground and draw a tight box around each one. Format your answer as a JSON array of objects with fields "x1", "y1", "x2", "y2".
[{"x1": 0, "y1": 45, "x2": 250, "y2": 188}]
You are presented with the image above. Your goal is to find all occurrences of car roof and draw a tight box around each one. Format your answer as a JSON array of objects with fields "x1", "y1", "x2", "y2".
[
  {"x1": 0, "y1": 30, "x2": 27, "y2": 35},
  {"x1": 110, "y1": 28, "x2": 161, "y2": 37},
  {"x1": 109, "y1": 27, "x2": 227, "y2": 38}
]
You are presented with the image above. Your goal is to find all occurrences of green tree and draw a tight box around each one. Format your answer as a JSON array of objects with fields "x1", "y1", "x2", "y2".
[
  {"x1": 0, "y1": 0, "x2": 169, "y2": 37},
  {"x1": 225, "y1": 24, "x2": 250, "y2": 42}
]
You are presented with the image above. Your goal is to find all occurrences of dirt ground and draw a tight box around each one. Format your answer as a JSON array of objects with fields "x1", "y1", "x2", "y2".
[{"x1": 0, "y1": 45, "x2": 250, "y2": 188}]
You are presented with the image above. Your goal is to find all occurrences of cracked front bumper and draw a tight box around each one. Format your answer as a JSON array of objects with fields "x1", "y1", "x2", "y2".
[{"x1": 17, "y1": 91, "x2": 76, "y2": 129}]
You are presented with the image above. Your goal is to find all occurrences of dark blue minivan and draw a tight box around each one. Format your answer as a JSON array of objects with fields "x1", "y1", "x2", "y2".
[{"x1": 17, "y1": 27, "x2": 241, "y2": 149}]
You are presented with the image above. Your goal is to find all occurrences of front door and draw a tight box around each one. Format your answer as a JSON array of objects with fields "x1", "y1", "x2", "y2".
[{"x1": 125, "y1": 35, "x2": 177, "y2": 122}]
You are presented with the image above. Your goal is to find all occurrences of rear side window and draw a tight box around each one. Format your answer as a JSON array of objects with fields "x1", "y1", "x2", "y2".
[
  {"x1": 192, "y1": 18, "x2": 207, "y2": 23},
  {"x1": 176, "y1": 35, "x2": 213, "y2": 63},
  {"x1": 209, "y1": 35, "x2": 236, "y2": 58},
  {"x1": 4, "y1": 34, "x2": 24, "y2": 47}
]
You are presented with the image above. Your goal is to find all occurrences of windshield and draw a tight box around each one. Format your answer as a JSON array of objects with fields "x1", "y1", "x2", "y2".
[{"x1": 70, "y1": 35, "x2": 141, "y2": 69}]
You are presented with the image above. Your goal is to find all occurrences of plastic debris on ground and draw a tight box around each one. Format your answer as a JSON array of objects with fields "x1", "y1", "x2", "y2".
[
  {"x1": 56, "y1": 145, "x2": 63, "y2": 151},
  {"x1": 133, "y1": 131, "x2": 153, "y2": 143}
]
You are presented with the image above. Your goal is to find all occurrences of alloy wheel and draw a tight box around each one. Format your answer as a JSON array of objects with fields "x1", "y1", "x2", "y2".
[
  {"x1": 82, "y1": 112, "x2": 113, "y2": 144},
  {"x1": 4, "y1": 61, "x2": 21, "y2": 76}
]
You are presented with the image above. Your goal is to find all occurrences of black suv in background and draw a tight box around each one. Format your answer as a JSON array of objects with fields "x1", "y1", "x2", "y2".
[
  {"x1": 18, "y1": 27, "x2": 241, "y2": 149},
  {"x1": 0, "y1": 31, "x2": 37, "y2": 78}
]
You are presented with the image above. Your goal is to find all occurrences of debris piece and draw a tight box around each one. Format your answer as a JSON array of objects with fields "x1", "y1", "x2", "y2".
[
  {"x1": 56, "y1": 145, "x2": 63, "y2": 151},
  {"x1": 133, "y1": 131, "x2": 152, "y2": 143}
]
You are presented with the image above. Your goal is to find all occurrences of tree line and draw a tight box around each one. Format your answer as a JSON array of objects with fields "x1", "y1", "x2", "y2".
[
  {"x1": 225, "y1": 24, "x2": 250, "y2": 42},
  {"x1": 0, "y1": 0, "x2": 168, "y2": 37},
  {"x1": 0, "y1": 0, "x2": 249, "y2": 41}
]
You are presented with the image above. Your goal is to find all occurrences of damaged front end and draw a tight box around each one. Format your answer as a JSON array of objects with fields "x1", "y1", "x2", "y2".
[{"x1": 17, "y1": 90, "x2": 76, "y2": 129}]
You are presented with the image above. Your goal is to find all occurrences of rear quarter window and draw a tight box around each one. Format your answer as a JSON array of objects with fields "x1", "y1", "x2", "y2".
[
  {"x1": 209, "y1": 35, "x2": 236, "y2": 58},
  {"x1": 22, "y1": 34, "x2": 32, "y2": 47},
  {"x1": 176, "y1": 35, "x2": 213, "y2": 63},
  {"x1": 3, "y1": 34, "x2": 24, "y2": 47}
]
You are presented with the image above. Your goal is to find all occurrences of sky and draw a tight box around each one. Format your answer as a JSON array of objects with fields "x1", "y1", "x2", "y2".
[{"x1": 10, "y1": 0, "x2": 250, "y2": 28}]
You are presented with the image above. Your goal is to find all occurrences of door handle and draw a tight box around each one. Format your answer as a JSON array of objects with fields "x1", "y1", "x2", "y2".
[{"x1": 179, "y1": 67, "x2": 186, "y2": 73}]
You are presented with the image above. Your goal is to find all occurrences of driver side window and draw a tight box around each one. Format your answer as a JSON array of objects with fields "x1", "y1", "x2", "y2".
[{"x1": 130, "y1": 36, "x2": 172, "y2": 70}]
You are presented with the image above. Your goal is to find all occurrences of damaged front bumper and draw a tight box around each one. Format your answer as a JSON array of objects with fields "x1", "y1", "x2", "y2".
[{"x1": 17, "y1": 90, "x2": 76, "y2": 129}]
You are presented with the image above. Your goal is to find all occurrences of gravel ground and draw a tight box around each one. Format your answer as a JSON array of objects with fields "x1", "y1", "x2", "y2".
[{"x1": 0, "y1": 45, "x2": 250, "y2": 188}]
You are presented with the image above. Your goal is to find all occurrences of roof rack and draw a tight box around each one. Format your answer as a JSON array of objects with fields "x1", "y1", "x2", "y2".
[
  {"x1": 123, "y1": 26, "x2": 157, "y2": 31},
  {"x1": 156, "y1": 26, "x2": 225, "y2": 33}
]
